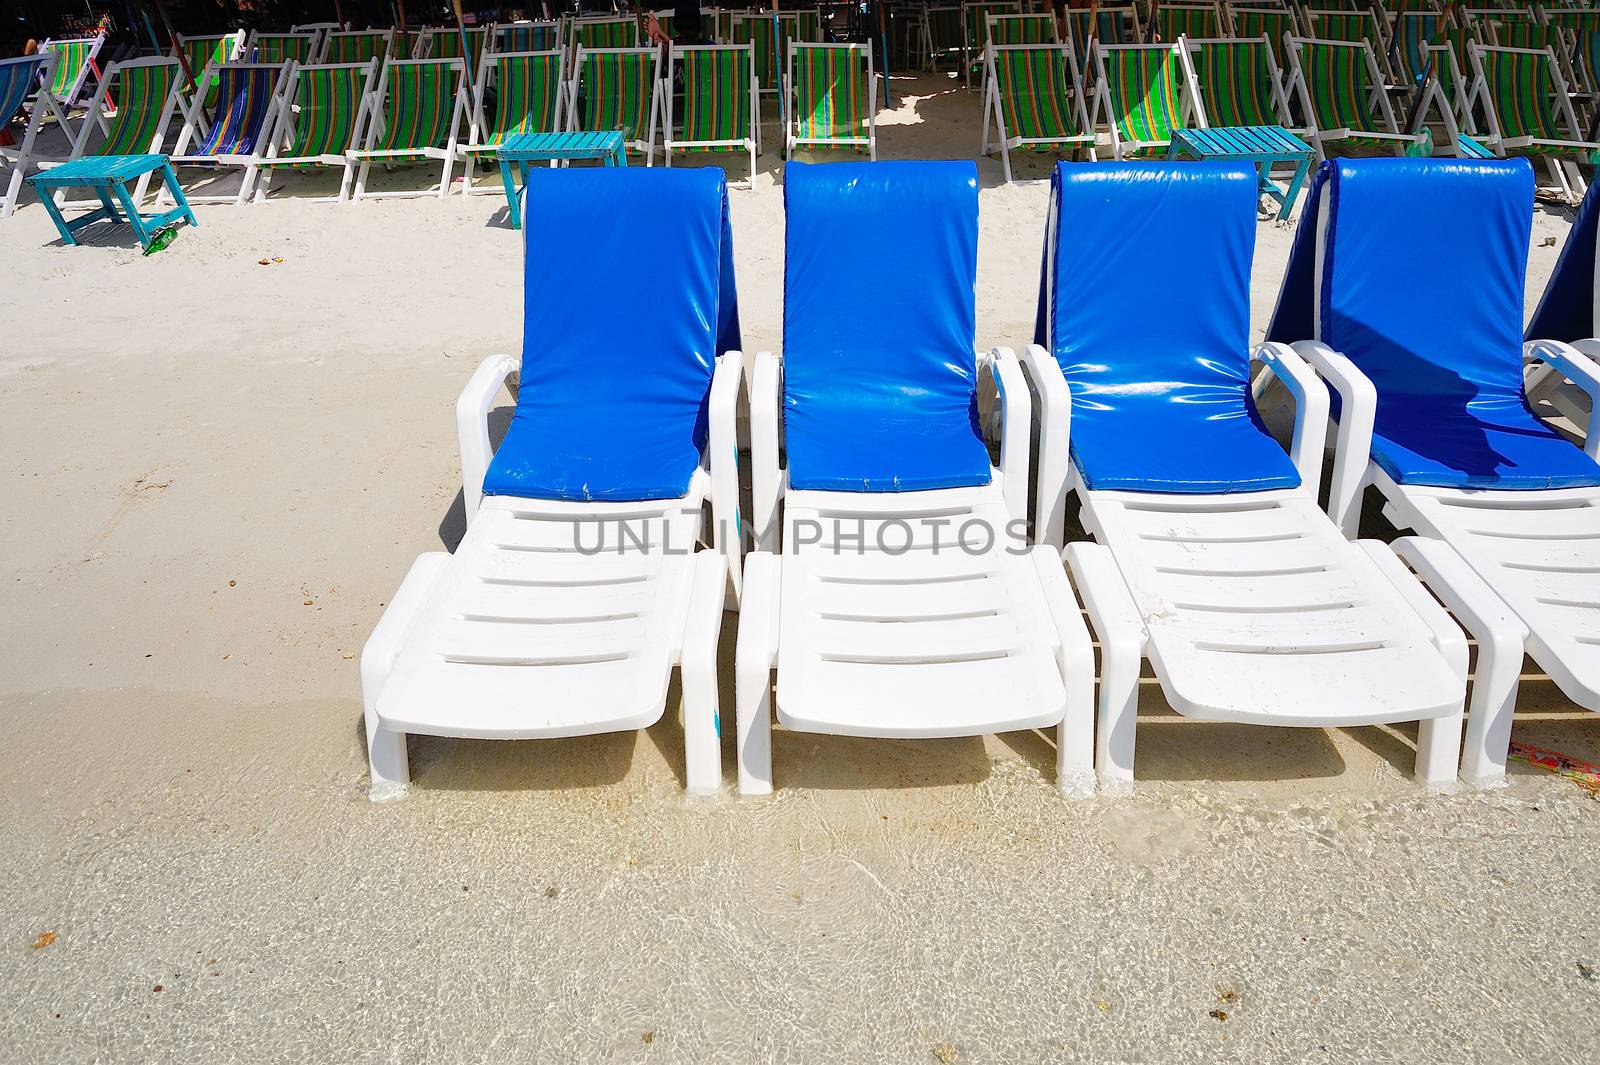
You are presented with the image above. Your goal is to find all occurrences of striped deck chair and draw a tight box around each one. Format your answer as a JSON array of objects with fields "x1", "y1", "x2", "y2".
[
  {"x1": 962, "y1": 1, "x2": 1022, "y2": 87},
  {"x1": 247, "y1": 31, "x2": 318, "y2": 65},
  {"x1": 925, "y1": 5, "x2": 965, "y2": 70},
  {"x1": 256, "y1": 59, "x2": 378, "y2": 202},
  {"x1": 1467, "y1": 43, "x2": 1598, "y2": 200},
  {"x1": 572, "y1": 17, "x2": 641, "y2": 51},
  {"x1": 1389, "y1": 11, "x2": 1451, "y2": 87},
  {"x1": 733, "y1": 13, "x2": 817, "y2": 108},
  {"x1": 36, "y1": 35, "x2": 103, "y2": 108},
  {"x1": 665, "y1": 44, "x2": 758, "y2": 184},
  {"x1": 1301, "y1": 10, "x2": 1394, "y2": 80},
  {"x1": 1, "y1": 53, "x2": 57, "y2": 217},
  {"x1": 1065, "y1": 5, "x2": 1141, "y2": 55},
  {"x1": 1409, "y1": 40, "x2": 1474, "y2": 155},
  {"x1": 1088, "y1": 42, "x2": 1196, "y2": 158},
  {"x1": 786, "y1": 41, "x2": 876, "y2": 157},
  {"x1": 416, "y1": 25, "x2": 491, "y2": 72},
  {"x1": 350, "y1": 57, "x2": 471, "y2": 200},
  {"x1": 1148, "y1": 2, "x2": 1221, "y2": 44},
  {"x1": 1285, "y1": 36, "x2": 1428, "y2": 159},
  {"x1": 175, "y1": 31, "x2": 245, "y2": 111},
  {"x1": 706, "y1": 9, "x2": 737, "y2": 46},
  {"x1": 322, "y1": 30, "x2": 396, "y2": 65},
  {"x1": 1228, "y1": 8, "x2": 1296, "y2": 71},
  {"x1": 494, "y1": 21, "x2": 561, "y2": 54},
  {"x1": 459, "y1": 49, "x2": 566, "y2": 194},
  {"x1": 43, "y1": 56, "x2": 184, "y2": 209},
  {"x1": 1182, "y1": 37, "x2": 1298, "y2": 130},
  {"x1": 568, "y1": 46, "x2": 662, "y2": 162},
  {"x1": 987, "y1": 13, "x2": 1058, "y2": 45},
  {"x1": 168, "y1": 61, "x2": 290, "y2": 205},
  {"x1": 982, "y1": 41, "x2": 1095, "y2": 180}
]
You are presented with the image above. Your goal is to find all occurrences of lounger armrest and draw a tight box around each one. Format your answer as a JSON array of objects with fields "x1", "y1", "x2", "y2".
[
  {"x1": 1252, "y1": 341, "x2": 1330, "y2": 503},
  {"x1": 456, "y1": 352, "x2": 519, "y2": 526},
  {"x1": 1016, "y1": 343, "x2": 1072, "y2": 550},
  {"x1": 710, "y1": 352, "x2": 744, "y2": 602},
  {"x1": 1524, "y1": 338, "x2": 1600, "y2": 460},
  {"x1": 985, "y1": 347, "x2": 1033, "y2": 528},
  {"x1": 750, "y1": 350, "x2": 783, "y2": 553},
  {"x1": 1287, "y1": 340, "x2": 1377, "y2": 538}
]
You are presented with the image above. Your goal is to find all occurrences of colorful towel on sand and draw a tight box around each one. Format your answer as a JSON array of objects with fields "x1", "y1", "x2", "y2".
[{"x1": 1509, "y1": 742, "x2": 1600, "y2": 798}]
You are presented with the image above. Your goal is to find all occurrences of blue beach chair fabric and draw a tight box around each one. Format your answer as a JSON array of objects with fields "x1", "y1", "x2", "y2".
[
  {"x1": 361, "y1": 166, "x2": 742, "y2": 799},
  {"x1": 1026, "y1": 160, "x2": 1467, "y2": 789},
  {"x1": 485, "y1": 166, "x2": 741, "y2": 502},
  {"x1": 782, "y1": 160, "x2": 991, "y2": 493},
  {"x1": 1528, "y1": 183, "x2": 1600, "y2": 346}
]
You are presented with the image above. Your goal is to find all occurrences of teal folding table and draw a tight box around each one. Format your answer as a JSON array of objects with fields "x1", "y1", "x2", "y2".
[
  {"x1": 1166, "y1": 126, "x2": 1315, "y2": 220},
  {"x1": 495, "y1": 130, "x2": 627, "y2": 230},
  {"x1": 28, "y1": 154, "x2": 197, "y2": 251}
]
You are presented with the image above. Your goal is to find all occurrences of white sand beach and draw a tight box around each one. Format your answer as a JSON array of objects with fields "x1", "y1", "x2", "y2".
[{"x1": 3, "y1": 73, "x2": 1600, "y2": 1062}]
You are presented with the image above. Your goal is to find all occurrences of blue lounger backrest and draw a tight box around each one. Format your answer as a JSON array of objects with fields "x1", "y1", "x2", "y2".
[
  {"x1": 1037, "y1": 161, "x2": 1300, "y2": 494},
  {"x1": 482, "y1": 166, "x2": 741, "y2": 502},
  {"x1": 782, "y1": 160, "x2": 992, "y2": 493},
  {"x1": 1269, "y1": 158, "x2": 1600, "y2": 491},
  {"x1": 1527, "y1": 182, "x2": 1600, "y2": 344}
]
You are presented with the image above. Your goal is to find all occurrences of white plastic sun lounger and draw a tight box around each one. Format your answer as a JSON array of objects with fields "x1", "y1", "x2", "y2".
[
  {"x1": 361, "y1": 167, "x2": 743, "y2": 798},
  {"x1": 1271, "y1": 157, "x2": 1600, "y2": 784},
  {"x1": 737, "y1": 161, "x2": 1095, "y2": 796},
  {"x1": 1022, "y1": 161, "x2": 1473, "y2": 792}
]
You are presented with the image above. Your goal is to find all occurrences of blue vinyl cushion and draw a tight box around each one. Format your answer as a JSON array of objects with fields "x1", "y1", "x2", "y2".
[
  {"x1": 782, "y1": 160, "x2": 992, "y2": 493},
  {"x1": 1527, "y1": 181, "x2": 1600, "y2": 345},
  {"x1": 1269, "y1": 158, "x2": 1600, "y2": 491},
  {"x1": 1038, "y1": 161, "x2": 1301, "y2": 494},
  {"x1": 482, "y1": 166, "x2": 741, "y2": 502}
]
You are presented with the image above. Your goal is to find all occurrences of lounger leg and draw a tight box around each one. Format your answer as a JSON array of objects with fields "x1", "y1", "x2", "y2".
[
  {"x1": 680, "y1": 552, "x2": 727, "y2": 796},
  {"x1": 1065, "y1": 543, "x2": 1146, "y2": 796},
  {"x1": 359, "y1": 552, "x2": 451, "y2": 800},
  {"x1": 736, "y1": 552, "x2": 780, "y2": 796},
  {"x1": 1414, "y1": 710, "x2": 1464, "y2": 789},
  {"x1": 1031, "y1": 548, "x2": 1096, "y2": 797}
]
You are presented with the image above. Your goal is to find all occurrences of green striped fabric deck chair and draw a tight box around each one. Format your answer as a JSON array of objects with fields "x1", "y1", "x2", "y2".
[
  {"x1": 962, "y1": 1, "x2": 1022, "y2": 87},
  {"x1": 322, "y1": 30, "x2": 395, "y2": 65},
  {"x1": 37, "y1": 36, "x2": 103, "y2": 106},
  {"x1": 666, "y1": 44, "x2": 758, "y2": 183},
  {"x1": 982, "y1": 41, "x2": 1094, "y2": 180},
  {"x1": 1, "y1": 53, "x2": 57, "y2": 216},
  {"x1": 568, "y1": 46, "x2": 661, "y2": 162},
  {"x1": 50, "y1": 56, "x2": 183, "y2": 208},
  {"x1": 1065, "y1": 5, "x2": 1141, "y2": 55},
  {"x1": 787, "y1": 41, "x2": 876, "y2": 156},
  {"x1": 1301, "y1": 10, "x2": 1393, "y2": 78},
  {"x1": 168, "y1": 61, "x2": 290, "y2": 205},
  {"x1": 256, "y1": 59, "x2": 378, "y2": 202},
  {"x1": 175, "y1": 31, "x2": 245, "y2": 108},
  {"x1": 1467, "y1": 44, "x2": 1596, "y2": 199},
  {"x1": 1286, "y1": 37, "x2": 1428, "y2": 158},
  {"x1": 1229, "y1": 8, "x2": 1295, "y2": 69},
  {"x1": 248, "y1": 32, "x2": 318, "y2": 65},
  {"x1": 495, "y1": 21, "x2": 561, "y2": 53},
  {"x1": 572, "y1": 17, "x2": 641, "y2": 51},
  {"x1": 1148, "y1": 3, "x2": 1220, "y2": 44},
  {"x1": 1090, "y1": 43, "x2": 1192, "y2": 157},
  {"x1": 986, "y1": 13, "x2": 1057, "y2": 46},
  {"x1": 733, "y1": 13, "x2": 820, "y2": 101},
  {"x1": 1483, "y1": 19, "x2": 1561, "y2": 52},
  {"x1": 925, "y1": 5, "x2": 965, "y2": 70},
  {"x1": 459, "y1": 49, "x2": 566, "y2": 193},
  {"x1": 417, "y1": 26, "x2": 490, "y2": 71},
  {"x1": 350, "y1": 57, "x2": 471, "y2": 200},
  {"x1": 1389, "y1": 11, "x2": 1450, "y2": 86},
  {"x1": 1181, "y1": 37, "x2": 1295, "y2": 129}
]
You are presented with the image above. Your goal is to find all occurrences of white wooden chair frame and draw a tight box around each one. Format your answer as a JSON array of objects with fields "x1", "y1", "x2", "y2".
[
  {"x1": 981, "y1": 40, "x2": 1097, "y2": 182},
  {"x1": 2, "y1": 52, "x2": 61, "y2": 217},
  {"x1": 254, "y1": 58, "x2": 380, "y2": 204},
  {"x1": 350, "y1": 57, "x2": 472, "y2": 201},
  {"x1": 664, "y1": 44, "x2": 760, "y2": 187},
  {"x1": 785, "y1": 41, "x2": 878, "y2": 159}
]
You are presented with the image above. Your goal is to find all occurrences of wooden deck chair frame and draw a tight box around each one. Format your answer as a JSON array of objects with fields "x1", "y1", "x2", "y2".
[
  {"x1": 244, "y1": 30, "x2": 320, "y2": 66},
  {"x1": 1466, "y1": 42, "x2": 1597, "y2": 202},
  {"x1": 350, "y1": 57, "x2": 472, "y2": 201},
  {"x1": 43, "y1": 55, "x2": 185, "y2": 210},
  {"x1": 1284, "y1": 35, "x2": 1427, "y2": 160},
  {"x1": 36, "y1": 35, "x2": 104, "y2": 109},
  {"x1": 785, "y1": 41, "x2": 878, "y2": 158},
  {"x1": 1414, "y1": 40, "x2": 1474, "y2": 156},
  {"x1": 319, "y1": 29, "x2": 398, "y2": 66},
  {"x1": 458, "y1": 48, "x2": 567, "y2": 196},
  {"x1": 166, "y1": 59, "x2": 293, "y2": 206},
  {"x1": 960, "y1": 1, "x2": 1022, "y2": 89},
  {"x1": 982, "y1": 40, "x2": 1096, "y2": 181},
  {"x1": 664, "y1": 43, "x2": 760, "y2": 186},
  {"x1": 254, "y1": 58, "x2": 380, "y2": 203},
  {"x1": 1087, "y1": 41, "x2": 1203, "y2": 159},
  {"x1": 1, "y1": 52, "x2": 60, "y2": 217},
  {"x1": 921, "y1": 5, "x2": 966, "y2": 72},
  {"x1": 566, "y1": 45, "x2": 663, "y2": 163}
]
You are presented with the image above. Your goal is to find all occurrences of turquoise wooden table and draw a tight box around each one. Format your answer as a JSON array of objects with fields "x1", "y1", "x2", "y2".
[
  {"x1": 1166, "y1": 126, "x2": 1315, "y2": 221},
  {"x1": 28, "y1": 154, "x2": 197, "y2": 252},
  {"x1": 495, "y1": 131, "x2": 627, "y2": 230}
]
